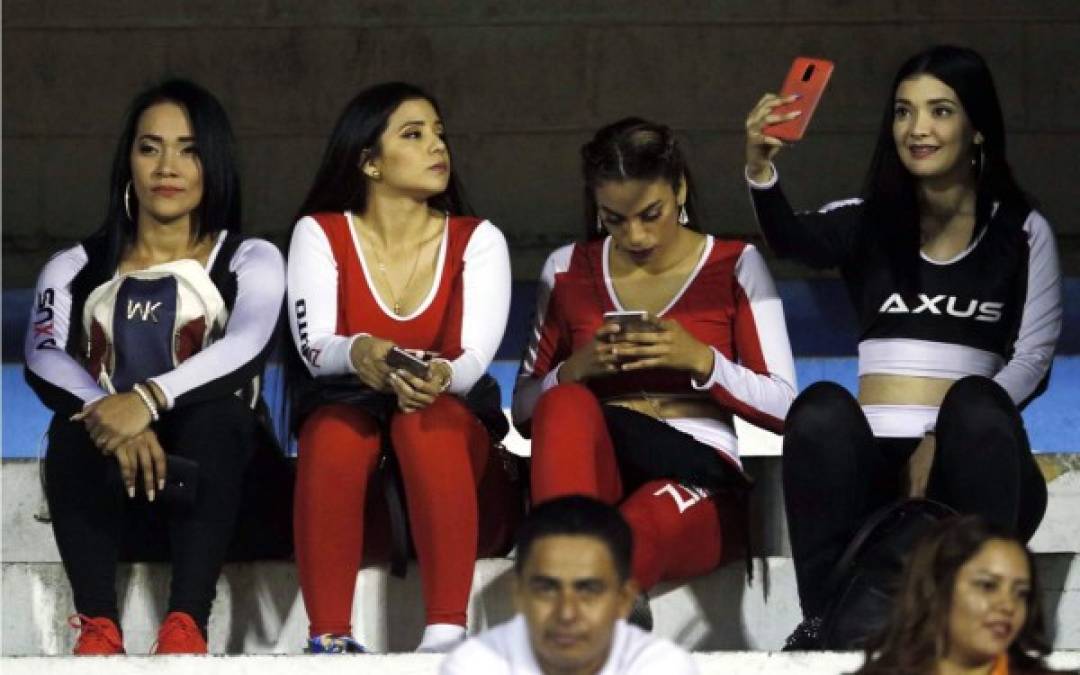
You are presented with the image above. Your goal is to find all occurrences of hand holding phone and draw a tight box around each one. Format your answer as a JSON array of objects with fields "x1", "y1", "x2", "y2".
[
  {"x1": 603, "y1": 310, "x2": 656, "y2": 339},
  {"x1": 385, "y1": 346, "x2": 431, "y2": 379},
  {"x1": 763, "y1": 57, "x2": 834, "y2": 141}
]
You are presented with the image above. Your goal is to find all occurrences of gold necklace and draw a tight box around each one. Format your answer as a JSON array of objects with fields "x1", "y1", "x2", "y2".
[{"x1": 363, "y1": 229, "x2": 430, "y2": 315}]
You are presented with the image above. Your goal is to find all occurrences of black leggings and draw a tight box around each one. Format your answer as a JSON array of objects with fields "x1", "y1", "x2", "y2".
[
  {"x1": 782, "y1": 376, "x2": 1047, "y2": 618},
  {"x1": 45, "y1": 397, "x2": 259, "y2": 631}
]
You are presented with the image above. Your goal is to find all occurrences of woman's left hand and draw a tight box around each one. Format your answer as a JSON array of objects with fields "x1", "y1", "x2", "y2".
[
  {"x1": 388, "y1": 359, "x2": 453, "y2": 413},
  {"x1": 615, "y1": 318, "x2": 715, "y2": 381},
  {"x1": 71, "y1": 392, "x2": 152, "y2": 453}
]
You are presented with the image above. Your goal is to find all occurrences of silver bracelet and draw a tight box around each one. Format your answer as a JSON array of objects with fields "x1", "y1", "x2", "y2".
[{"x1": 132, "y1": 383, "x2": 160, "y2": 422}]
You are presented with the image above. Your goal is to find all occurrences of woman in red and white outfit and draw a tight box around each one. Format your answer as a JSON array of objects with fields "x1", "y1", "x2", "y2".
[
  {"x1": 514, "y1": 118, "x2": 797, "y2": 622},
  {"x1": 287, "y1": 82, "x2": 517, "y2": 653}
]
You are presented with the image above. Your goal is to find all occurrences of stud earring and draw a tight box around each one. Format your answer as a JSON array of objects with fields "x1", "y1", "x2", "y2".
[
  {"x1": 596, "y1": 212, "x2": 604, "y2": 235},
  {"x1": 678, "y1": 204, "x2": 689, "y2": 225},
  {"x1": 369, "y1": 169, "x2": 381, "y2": 180},
  {"x1": 124, "y1": 181, "x2": 134, "y2": 221}
]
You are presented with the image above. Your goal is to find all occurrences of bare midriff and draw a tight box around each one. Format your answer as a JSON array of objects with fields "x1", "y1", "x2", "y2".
[
  {"x1": 858, "y1": 374, "x2": 957, "y2": 407},
  {"x1": 601, "y1": 394, "x2": 731, "y2": 422}
]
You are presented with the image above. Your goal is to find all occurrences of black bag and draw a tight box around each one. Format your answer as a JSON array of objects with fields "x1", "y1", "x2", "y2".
[{"x1": 818, "y1": 498, "x2": 957, "y2": 650}]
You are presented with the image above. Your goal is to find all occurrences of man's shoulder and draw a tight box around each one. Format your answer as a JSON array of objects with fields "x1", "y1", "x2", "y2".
[
  {"x1": 607, "y1": 622, "x2": 698, "y2": 675},
  {"x1": 440, "y1": 616, "x2": 532, "y2": 675}
]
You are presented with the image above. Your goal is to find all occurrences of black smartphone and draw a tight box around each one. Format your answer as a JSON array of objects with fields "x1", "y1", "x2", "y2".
[{"x1": 385, "y1": 346, "x2": 431, "y2": 379}]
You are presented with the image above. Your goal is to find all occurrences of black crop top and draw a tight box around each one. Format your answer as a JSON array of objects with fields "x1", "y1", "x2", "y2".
[{"x1": 747, "y1": 166, "x2": 1062, "y2": 408}]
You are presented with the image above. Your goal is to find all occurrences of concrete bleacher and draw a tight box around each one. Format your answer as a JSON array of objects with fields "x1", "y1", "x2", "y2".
[{"x1": 3, "y1": 280, "x2": 1079, "y2": 659}]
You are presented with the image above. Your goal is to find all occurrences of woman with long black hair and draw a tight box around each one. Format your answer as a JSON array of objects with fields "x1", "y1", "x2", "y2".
[
  {"x1": 744, "y1": 45, "x2": 1062, "y2": 647},
  {"x1": 24, "y1": 79, "x2": 285, "y2": 654},
  {"x1": 286, "y1": 81, "x2": 518, "y2": 654}
]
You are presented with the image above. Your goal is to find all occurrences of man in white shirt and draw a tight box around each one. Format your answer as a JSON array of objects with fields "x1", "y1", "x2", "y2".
[{"x1": 441, "y1": 495, "x2": 698, "y2": 674}]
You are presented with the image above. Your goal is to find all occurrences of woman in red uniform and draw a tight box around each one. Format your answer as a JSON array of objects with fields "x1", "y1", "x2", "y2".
[
  {"x1": 513, "y1": 118, "x2": 797, "y2": 620},
  {"x1": 287, "y1": 82, "x2": 516, "y2": 653}
]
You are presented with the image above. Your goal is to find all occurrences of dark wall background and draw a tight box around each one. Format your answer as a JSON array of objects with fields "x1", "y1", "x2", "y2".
[{"x1": 4, "y1": 0, "x2": 1079, "y2": 288}]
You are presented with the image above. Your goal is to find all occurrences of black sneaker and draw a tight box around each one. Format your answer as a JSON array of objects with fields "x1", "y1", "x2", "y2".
[
  {"x1": 626, "y1": 592, "x2": 653, "y2": 632},
  {"x1": 782, "y1": 616, "x2": 823, "y2": 651}
]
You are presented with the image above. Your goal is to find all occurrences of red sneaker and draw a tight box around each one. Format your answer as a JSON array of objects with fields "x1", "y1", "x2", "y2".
[
  {"x1": 153, "y1": 611, "x2": 208, "y2": 654},
  {"x1": 69, "y1": 614, "x2": 125, "y2": 655}
]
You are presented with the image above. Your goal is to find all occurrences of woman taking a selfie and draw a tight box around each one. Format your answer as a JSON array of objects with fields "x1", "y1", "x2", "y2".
[
  {"x1": 286, "y1": 81, "x2": 516, "y2": 654},
  {"x1": 514, "y1": 117, "x2": 797, "y2": 619},
  {"x1": 856, "y1": 516, "x2": 1054, "y2": 675},
  {"x1": 24, "y1": 79, "x2": 285, "y2": 654},
  {"x1": 744, "y1": 45, "x2": 1062, "y2": 647}
]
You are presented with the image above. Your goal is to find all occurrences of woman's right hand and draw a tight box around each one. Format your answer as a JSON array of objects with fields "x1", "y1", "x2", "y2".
[
  {"x1": 557, "y1": 323, "x2": 623, "y2": 384},
  {"x1": 113, "y1": 429, "x2": 167, "y2": 501},
  {"x1": 745, "y1": 93, "x2": 800, "y2": 183},
  {"x1": 350, "y1": 335, "x2": 395, "y2": 391}
]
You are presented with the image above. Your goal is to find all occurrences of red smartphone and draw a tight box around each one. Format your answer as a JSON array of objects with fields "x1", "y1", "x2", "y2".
[{"x1": 764, "y1": 57, "x2": 834, "y2": 142}]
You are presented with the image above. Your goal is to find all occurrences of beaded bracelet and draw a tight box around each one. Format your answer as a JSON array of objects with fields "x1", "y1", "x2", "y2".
[{"x1": 132, "y1": 383, "x2": 160, "y2": 422}]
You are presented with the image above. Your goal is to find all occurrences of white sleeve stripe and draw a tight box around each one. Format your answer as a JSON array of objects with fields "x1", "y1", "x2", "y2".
[
  {"x1": 447, "y1": 220, "x2": 511, "y2": 394},
  {"x1": 518, "y1": 244, "x2": 573, "y2": 377},
  {"x1": 693, "y1": 246, "x2": 797, "y2": 424},
  {"x1": 512, "y1": 244, "x2": 574, "y2": 427},
  {"x1": 150, "y1": 238, "x2": 285, "y2": 408},
  {"x1": 817, "y1": 197, "x2": 863, "y2": 214},
  {"x1": 735, "y1": 245, "x2": 798, "y2": 391},
  {"x1": 286, "y1": 216, "x2": 355, "y2": 377},
  {"x1": 992, "y1": 210, "x2": 1062, "y2": 404},
  {"x1": 24, "y1": 245, "x2": 109, "y2": 404}
]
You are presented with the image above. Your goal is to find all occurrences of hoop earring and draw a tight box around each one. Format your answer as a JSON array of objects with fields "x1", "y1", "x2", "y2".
[
  {"x1": 972, "y1": 143, "x2": 986, "y2": 178},
  {"x1": 124, "y1": 181, "x2": 134, "y2": 221},
  {"x1": 678, "y1": 204, "x2": 689, "y2": 225}
]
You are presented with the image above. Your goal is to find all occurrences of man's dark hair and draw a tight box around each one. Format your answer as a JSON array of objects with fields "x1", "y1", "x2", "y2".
[{"x1": 514, "y1": 495, "x2": 633, "y2": 581}]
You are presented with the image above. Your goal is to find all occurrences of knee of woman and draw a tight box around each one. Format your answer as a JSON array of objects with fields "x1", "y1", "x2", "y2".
[
  {"x1": 941, "y1": 376, "x2": 1013, "y2": 419},
  {"x1": 301, "y1": 404, "x2": 381, "y2": 439},
  {"x1": 391, "y1": 395, "x2": 472, "y2": 437},
  {"x1": 784, "y1": 381, "x2": 858, "y2": 440},
  {"x1": 534, "y1": 383, "x2": 598, "y2": 422}
]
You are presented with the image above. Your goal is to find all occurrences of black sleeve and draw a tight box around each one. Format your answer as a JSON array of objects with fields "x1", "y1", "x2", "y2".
[{"x1": 748, "y1": 174, "x2": 864, "y2": 270}]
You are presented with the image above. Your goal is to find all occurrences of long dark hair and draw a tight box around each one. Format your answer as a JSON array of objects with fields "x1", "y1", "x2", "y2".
[
  {"x1": 294, "y1": 81, "x2": 471, "y2": 221},
  {"x1": 92, "y1": 79, "x2": 241, "y2": 271},
  {"x1": 861, "y1": 45, "x2": 1028, "y2": 291},
  {"x1": 857, "y1": 515, "x2": 1050, "y2": 675},
  {"x1": 580, "y1": 117, "x2": 701, "y2": 241}
]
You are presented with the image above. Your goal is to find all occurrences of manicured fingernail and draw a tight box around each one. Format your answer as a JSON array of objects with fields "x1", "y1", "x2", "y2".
[
  {"x1": 127, "y1": 487, "x2": 136, "y2": 499},
  {"x1": 148, "y1": 490, "x2": 155, "y2": 503},
  {"x1": 158, "y1": 479, "x2": 165, "y2": 490}
]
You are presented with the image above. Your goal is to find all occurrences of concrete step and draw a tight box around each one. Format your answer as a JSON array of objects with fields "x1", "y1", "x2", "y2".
[
  {"x1": 6, "y1": 455, "x2": 1079, "y2": 564},
  {"x1": 2, "y1": 652, "x2": 1080, "y2": 675},
  {"x1": 4, "y1": 553, "x2": 1080, "y2": 656}
]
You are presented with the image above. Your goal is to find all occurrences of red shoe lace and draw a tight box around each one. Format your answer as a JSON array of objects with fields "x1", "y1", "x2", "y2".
[
  {"x1": 153, "y1": 611, "x2": 208, "y2": 654},
  {"x1": 69, "y1": 614, "x2": 124, "y2": 655}
]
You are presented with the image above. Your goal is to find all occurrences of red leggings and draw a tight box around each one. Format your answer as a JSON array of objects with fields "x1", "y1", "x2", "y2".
[
  {"x1": 294, "y1": 395, "x2": 517, "y2": 635},
  {"x1": 530, "y1": 383, "x2": 742, "y2": 591}
]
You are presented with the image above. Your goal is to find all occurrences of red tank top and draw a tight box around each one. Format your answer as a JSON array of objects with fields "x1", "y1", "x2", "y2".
[{"x1": 312, "y1": 212, "x2": 482, "y2": 360}]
